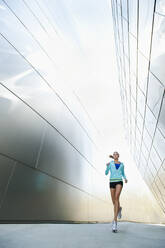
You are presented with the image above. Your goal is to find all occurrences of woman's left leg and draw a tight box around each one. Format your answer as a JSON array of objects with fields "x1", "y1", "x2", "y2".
[{"x1": 114, "y1": 184, "x2": 123, "y2": 221}]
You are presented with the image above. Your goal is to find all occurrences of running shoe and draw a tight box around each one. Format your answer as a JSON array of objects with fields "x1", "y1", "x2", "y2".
[
  {"x1": 112, "y1": 220, "x2": 117, "y2": 232},
  {"x1": 117, "y1": 206, "x2": 122, "y2": 219}
]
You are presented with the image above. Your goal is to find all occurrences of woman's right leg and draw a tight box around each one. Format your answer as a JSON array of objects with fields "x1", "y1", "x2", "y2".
[
  {"x1": 114, "y1": 184, "x2": 123, "y2": 221},
  {"x1": 110, "y1": 187, "x2": 121, "y2": 220},
  {"x1": 110, "y1": 187, "x2": 117, "y2": 222},
  {"x1": 110, "y1": 187, "x2": 115, "y2": 206}
]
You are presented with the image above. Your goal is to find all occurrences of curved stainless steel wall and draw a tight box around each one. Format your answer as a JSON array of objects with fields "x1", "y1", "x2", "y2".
[
  {"x1": 111, "y1": 0, "x2": 165, "y2": 213},
  {"x1": 0, "y1": 0, "x2": 111, "y2": 221}
]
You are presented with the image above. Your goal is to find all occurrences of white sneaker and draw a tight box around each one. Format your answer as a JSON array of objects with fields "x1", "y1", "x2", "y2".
[
  {"x1": 117, "y1": 206, "x2": 122, "y2": 219},
  {"x1": 112, "y1": 220, "x2": 117, "y2": 232}
]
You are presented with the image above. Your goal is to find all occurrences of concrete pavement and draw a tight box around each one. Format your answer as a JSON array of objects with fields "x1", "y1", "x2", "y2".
[{"x1": 0, "y1": 221, "x2": 165, "y2": 248}]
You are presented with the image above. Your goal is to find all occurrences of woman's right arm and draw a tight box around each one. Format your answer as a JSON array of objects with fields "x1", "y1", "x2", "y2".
[{"x1": 105, "y1": 162, "x2": 110, "y2": 175}]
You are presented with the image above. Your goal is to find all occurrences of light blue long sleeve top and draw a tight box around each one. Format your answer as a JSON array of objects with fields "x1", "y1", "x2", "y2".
[{"x1": 105, "y1": 160, "x2": 127, "y2": 182}]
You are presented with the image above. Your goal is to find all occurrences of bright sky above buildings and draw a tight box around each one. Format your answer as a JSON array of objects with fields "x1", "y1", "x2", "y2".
[
  {"x1": 56, "y1": 1, "x2": 127, "y2": 156},
  {"x1": 44, "y1": 0, "x2": 155, "y2": 193}
]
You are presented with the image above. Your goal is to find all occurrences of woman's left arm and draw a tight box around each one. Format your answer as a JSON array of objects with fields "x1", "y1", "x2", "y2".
[{"x1": 121, "y1": 163, "x2": 128, "y2": 182}]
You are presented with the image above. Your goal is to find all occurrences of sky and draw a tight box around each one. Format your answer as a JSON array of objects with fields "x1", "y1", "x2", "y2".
[
  {"x1": 42, "y1": 0, "x2": 154, "y2": 192},
  {"x1": 56, "y1": 0, "x2": 128, "y2": 155}
]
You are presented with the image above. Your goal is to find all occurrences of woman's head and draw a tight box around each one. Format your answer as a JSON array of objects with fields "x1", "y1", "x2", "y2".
[{"x1": 113, "y1": 151, "x2": 119, "y2": 160}]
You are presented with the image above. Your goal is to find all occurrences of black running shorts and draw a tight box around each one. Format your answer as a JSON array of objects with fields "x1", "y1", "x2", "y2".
[{"x1": 109, "y1": 181, "x2": 123, "y2": 188}]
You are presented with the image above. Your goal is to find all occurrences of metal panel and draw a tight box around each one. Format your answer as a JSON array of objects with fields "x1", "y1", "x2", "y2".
[
  {"x1": 153, "y1": 128, "x2": 165, "y2": 161},
  {"x1": 37, "y1": 125, "x2": 92, "y2": 194},
  {"x1": 121, "y1": 0, "x2": 128, "y2": 20},
  {"x1": 150, "y1": 13, "x2": 165, "y2": 86},
  {"x1": 147, "y1": 73, "x2": 164, "y2": 119},
  {"x1": 148, "y1": 158, "x2": 157, "y2": 177},
  {"x1": 0, "y1": 154, "x2": 15, "y2": 206},
  {"x1": 4, "y1": 0, "x2": 60, "y2": 63},
  {"x1": 137, "y1": 52, "x2": 149, "y2": 95},
  {"x1": 138, "y1": 0, "x2": 155, "y2": 59},
  {"x1": 144, "y1": 167, "x2": 154, "y2": 185},
  {"x1": 129, "y1": 34, "x2": 137, "y2": 75},
  {"x1": 149, "y1": 146, "x2": 162, "y2": 171},
  {"x1": 128, "y1": 0, "x2": 138, "y2": 37},
  {"x1": 0, "y1": 0, "x2": 59, "y2": 84},
  {"x1": 144, "y1": 105, "x2": 157, "y2": 138},
  {"x1": 158, "y1": 93, "x2": 165, "y2": 136},
  {"x1": 137, "y1": 87, "x2": 145, "y2": 117},
  {"x1": 143, "y1": 127, "x2": 152, "y2": 151},
  {"x1": 0, "y1": 84, "x2": 45, "y2": 167},
  {"x1": 154, "y1": 176, "x2": 165, "y2": 198},
  {"x1": 0, "y1": 36, "x2": 30, "y2": 82},
  {"x1": 0, "y1": 34, "x2": 95, "y2": 165},
  {"x1": 0, "y1": 162, "x2": 89, "y2": 220},
  {"x1": 156, "y1": 0, "x2": 165, "y2": 15},
  {"x1": 158, "y1": 163, "x2": 165, "y2": 188}
]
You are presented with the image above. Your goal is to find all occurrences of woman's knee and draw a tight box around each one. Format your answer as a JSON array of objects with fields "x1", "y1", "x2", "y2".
[{"x1": 114, "y1": 197, "x2": 119, "y2": 203}]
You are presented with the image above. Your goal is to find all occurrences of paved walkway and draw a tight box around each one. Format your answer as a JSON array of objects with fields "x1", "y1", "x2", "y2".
[{"x1": 0, "y1": 221, "x2": 165, "y2": 248}]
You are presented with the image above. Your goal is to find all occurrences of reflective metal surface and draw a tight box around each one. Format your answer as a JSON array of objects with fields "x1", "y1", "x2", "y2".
[
  {"x1": 111, "y1": 0, "x2": 165, "y2": 213},
  {"x1": 147, "y1": 73, "x2": 164, "y2": 119},
  {"x1": 0, "y1": 155, "x2": 15, "y2": 207},
  {"x1": 150, "y1": 13, "x2": 165, "y2": 86},
  {"x1": 0, "y1": 84, "x2": 46, "y2": 166},
  {"x1": 0, "y1": 162, "x2": 89, "y2": 220},
  {"x1": 0, "y1": 0, "x2": 111, "y2": 221},
  {"x1": 128, "y1": 0, "x2": 138, "y2": 37},
  {"x1": 138, "y1": 0, "x2": 155, "y2": 59}
]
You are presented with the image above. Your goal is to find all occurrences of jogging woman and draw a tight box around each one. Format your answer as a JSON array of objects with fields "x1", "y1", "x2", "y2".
[{"x1": 105, "y1": 151, "x2": 128, "y2": 232}]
